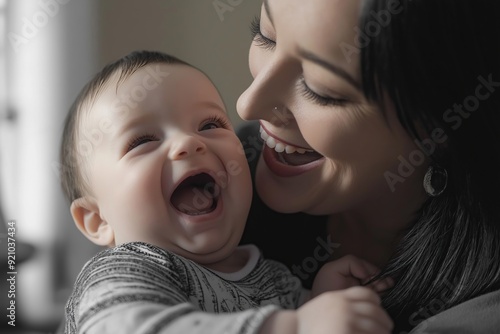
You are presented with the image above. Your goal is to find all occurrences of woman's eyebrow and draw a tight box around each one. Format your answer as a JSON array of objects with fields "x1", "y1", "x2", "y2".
[
  {"x1": 263, "y1": 0, "x2": 274, "y2": 25},
  {"x1": 298, "y1": 48, "x2": 361, "y2": 91}
]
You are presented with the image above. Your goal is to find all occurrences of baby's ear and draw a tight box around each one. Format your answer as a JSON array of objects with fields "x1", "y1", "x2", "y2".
[{"x1": 70, "y1": 197, "x2": 114, "y2": 247}]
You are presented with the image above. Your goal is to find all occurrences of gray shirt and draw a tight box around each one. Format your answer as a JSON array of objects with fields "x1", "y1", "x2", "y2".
[{"x1": 64, "y1": 242, "x2": 309, "y2": 334}]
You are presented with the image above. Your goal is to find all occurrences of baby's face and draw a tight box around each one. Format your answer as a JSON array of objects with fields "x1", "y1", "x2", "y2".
[{"x1": 81, "y1": 63, "x2": 252, "y2": 265}]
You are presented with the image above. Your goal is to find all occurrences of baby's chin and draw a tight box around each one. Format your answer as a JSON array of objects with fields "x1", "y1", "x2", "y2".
[
  {"x1": 121, "y1": 233, "x2": 242, "y2": 267},
  {"x1": 178, "y1": 240, "x2": 237, "y2": 262}
]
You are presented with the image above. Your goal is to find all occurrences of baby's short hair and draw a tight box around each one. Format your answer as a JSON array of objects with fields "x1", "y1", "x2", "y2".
[{"x1": 60, "y1": 50, "x2": 189, "y2": 203}]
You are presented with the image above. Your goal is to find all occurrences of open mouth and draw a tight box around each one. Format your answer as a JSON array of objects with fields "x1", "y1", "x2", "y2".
[
  {"x1": 170, "y1": 173, "x2": 220, "y2": 216},
  {"x1": 260, "y1": 125, "x2": 323, "y2": 166}
]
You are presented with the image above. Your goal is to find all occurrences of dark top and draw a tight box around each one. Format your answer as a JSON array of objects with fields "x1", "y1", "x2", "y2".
[
  {"x1": 237, "y1": 121, "x2": 328, "y2": 290},
  {"x1": 409, "y1": 288, "x2": 500, "y2": 334}
]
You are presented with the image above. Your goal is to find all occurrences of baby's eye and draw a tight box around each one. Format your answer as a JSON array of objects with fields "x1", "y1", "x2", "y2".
[
  {"x1": 126, "y1": 134, "x2": 159, "y2": 152},
  {"x1": 201, "y1": 123, "x2": 219, "y2": 131},
  {"x1": 199, "y1": 115, "x2": 230, "y2": 131}
]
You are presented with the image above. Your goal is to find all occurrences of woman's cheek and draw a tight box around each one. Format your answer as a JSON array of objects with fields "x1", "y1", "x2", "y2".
[{"x1": 297, "y1": 114, "x2": 344, "y2": 157}]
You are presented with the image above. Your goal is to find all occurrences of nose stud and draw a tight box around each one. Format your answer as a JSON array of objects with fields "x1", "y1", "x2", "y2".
[{"x1": 270, "y1": 105, "x2": 292, "y2": 126}]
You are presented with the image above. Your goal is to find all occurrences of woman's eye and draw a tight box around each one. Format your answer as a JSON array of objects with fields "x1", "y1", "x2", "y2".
[
  {"x1": 250, "y1": 16, "x2": 276, "y2": 51},
  {"x1": 200, "y1": 115, "x2": 230, "y2": 131},
  {"x1": 300, "y1": 78, "x2": 348, "y2": 107},
  {"x1": 126, "y1": 134, "x2": 159, "y2": 152}
]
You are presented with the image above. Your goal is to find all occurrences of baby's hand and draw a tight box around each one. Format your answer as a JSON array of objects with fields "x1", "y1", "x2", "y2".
[
  {"x1": 311, "y1": 255, "x2": 394, "y2": 298},
  {"x1": 297, "y1": 286, "x2": 393, "y2": 334}
]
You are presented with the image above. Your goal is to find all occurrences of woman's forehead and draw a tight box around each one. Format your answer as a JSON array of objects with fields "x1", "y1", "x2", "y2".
[{"x1": 267, "y1": 0, "x2": 362, "y2": 75}]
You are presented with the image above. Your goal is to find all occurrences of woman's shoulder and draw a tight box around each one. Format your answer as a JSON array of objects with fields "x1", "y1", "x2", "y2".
[{"x1": 410, "y1": 288, "x2": 500, "y2": 333}]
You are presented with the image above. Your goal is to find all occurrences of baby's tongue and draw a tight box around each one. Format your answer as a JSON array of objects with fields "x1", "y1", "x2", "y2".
[{"x1": 171, "y1": 185, "x2": 214, "y2": 215}]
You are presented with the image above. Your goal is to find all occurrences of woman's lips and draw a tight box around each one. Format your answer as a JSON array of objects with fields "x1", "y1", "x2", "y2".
[{"x1": 259, "y1": 125, "x2": 324, "y2": 177}]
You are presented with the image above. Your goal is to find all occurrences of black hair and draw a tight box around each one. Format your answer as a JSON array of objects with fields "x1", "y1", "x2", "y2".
[
  {"x1": 360, "y1": 0, "x2": 500, "y2": 331},
  {"x1": 60, "y1": 50, "x2": 189, "y2": 203}
]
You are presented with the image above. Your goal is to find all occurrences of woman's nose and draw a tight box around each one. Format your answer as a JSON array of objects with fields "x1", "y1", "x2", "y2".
[
  {"x1": 236, "y1": 50, "x2": 298, "y2": 125},
  {"x1": 168, "y1": 134, "x2": 207, "y2": 160}
]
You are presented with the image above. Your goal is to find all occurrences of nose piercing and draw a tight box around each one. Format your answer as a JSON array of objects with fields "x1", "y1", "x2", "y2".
[{"x1": 270, "y1": 105, "x2": 292, "y2": 126}]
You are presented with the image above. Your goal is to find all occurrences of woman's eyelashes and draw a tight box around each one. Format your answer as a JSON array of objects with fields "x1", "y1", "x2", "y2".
[
  {"x1": 300, "y1": 78, "x2": 348, "y2": 107},
  {"x1": 126, "y1": 134, "x2": 159, "y2": 153},
  {"x1": 249, "y1": 16, "x2": 346, "y2": 108},
  {"x1": 250, "y1": 16, "x2": 276, "y2": 51}
]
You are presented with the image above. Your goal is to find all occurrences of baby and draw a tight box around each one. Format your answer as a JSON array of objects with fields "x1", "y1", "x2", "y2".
[{"x1": 60, "y1": 50, "x2": 393, "y2": 334}]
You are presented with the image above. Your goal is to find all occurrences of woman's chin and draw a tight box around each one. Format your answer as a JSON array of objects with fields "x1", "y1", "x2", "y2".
[
  {"x1": 255, "y1": 158, "x2": 318, "y2": 213},
  {"x1": 255, "y1": 176, "x2": 304, "y2": 214}
]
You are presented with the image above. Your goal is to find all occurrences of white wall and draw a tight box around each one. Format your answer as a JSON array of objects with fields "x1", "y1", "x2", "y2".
[
  {"x1": 0, "y1": 0, "x2": 260, "y2": 330},
  {"x1": 98, "y1": 0, "x2": 260, "y2": 127}
]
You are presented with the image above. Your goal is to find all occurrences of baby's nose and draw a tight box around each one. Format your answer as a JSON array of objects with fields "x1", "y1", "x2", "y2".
[{"x1": 168, "y1": 135, "x2": 207, "y2": 160}]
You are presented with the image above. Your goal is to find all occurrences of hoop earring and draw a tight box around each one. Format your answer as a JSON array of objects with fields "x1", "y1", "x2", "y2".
[{"x1": 423, "y1": 165, "x2": 448, "y2": 197}]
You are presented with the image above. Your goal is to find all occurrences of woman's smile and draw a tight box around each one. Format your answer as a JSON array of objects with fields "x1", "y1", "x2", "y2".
[{"x1": 259, "y1": 123, "x2": 325, "y2": 177}]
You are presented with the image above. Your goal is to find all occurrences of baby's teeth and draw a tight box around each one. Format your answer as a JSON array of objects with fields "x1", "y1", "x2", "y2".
[
  {"x1": 266, "y1": 137, "x2": 277, "y2": 148},
  {"x1": 285, "y1": 145, "x2": 296, "y2": 154},
  {"x1": 275, "y1": 143, "x2": 285, "y2": 153},
  {"x1": 296, "y1": 148, "x2": 306, "y2": 154}
]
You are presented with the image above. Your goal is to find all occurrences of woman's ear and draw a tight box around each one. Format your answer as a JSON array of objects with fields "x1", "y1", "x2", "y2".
[{"x1": 70, "y1": 197, "x2": 115, "y2": 247}]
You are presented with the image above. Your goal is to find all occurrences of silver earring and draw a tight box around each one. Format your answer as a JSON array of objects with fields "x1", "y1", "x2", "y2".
[{"x1": 423, "y1": 165, "x2": 448, "y2": 197}]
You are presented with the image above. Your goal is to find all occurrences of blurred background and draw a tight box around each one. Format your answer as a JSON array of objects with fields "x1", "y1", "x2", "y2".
[{"x1": 0, "y1": 0, "x2": 260, "y2": 332}]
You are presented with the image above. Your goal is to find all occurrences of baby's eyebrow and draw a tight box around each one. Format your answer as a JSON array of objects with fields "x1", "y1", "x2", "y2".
[
  {"x1": 195, "y1": 101, "x2": 226, "y2": 113},
  {"x1": 115, "y1": 113, "x2": 155, "y2": 135}
]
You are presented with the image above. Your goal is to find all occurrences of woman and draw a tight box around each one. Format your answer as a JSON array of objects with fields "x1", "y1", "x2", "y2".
[{"x1": 237, "y1": 0, "x2": 500, "y2": 332}]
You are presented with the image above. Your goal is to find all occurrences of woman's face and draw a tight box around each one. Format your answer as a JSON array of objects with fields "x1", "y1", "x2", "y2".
[{"x1": 237, "y1": 0, "x2": 425, "y2": 215}]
